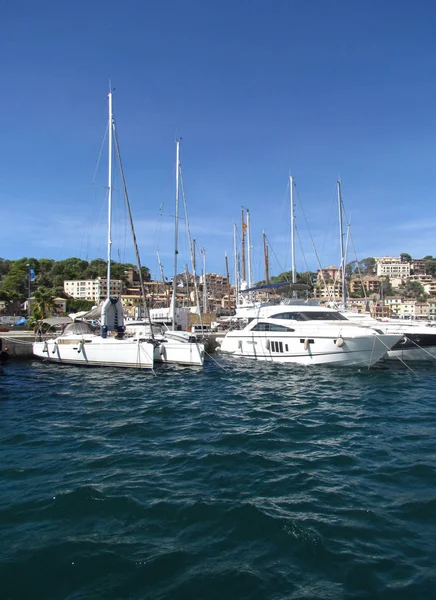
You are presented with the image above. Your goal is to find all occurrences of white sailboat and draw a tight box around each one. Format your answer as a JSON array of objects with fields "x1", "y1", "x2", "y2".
[
  {"x1": 133, "y1": 140, "x2": 205, "y2": 366},
  {"x1": 33, "y1": 92, "x2": 155, "y2": 369}
]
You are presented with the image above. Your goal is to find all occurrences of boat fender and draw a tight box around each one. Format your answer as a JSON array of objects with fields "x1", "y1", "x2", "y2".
[
  {"x1": 265, "y1": 339, "x2": 270, "y2": 350},
  {"x1": 159, "y1": 344, "x2": 166, "y2": 357},
  {"x1": 51, "y1": 342, "x2": 57, "y2": 354},
  {"x1": 77, "y1": 341, "x2": 83, "y2": 353},
  {"x1": 336, "y1": 337, "x2": 344, "y2": 347},
  {"x1": 43, "y1": 341, "x2": 48, "y2": 353},
  {"x1": 238, "y1": 340, "x2": 243, "y2": 350},
  {"x1": 304, "y1": 338, "x2": 310, "y2": 351}
]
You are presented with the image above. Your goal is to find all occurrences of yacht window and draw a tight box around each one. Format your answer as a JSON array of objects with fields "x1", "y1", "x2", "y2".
[
  {"x1": 271, "y1": 341, "x2": 284, "y2": 352},
  {"x1": 251, "y1": 322, "x2": 294, "y2": 332},
  {"x1": 271, "y1": 311, "x2": 348, "y2": 321}
]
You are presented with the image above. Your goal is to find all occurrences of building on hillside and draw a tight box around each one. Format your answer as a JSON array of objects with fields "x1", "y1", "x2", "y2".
[
  {"x1": 427, "y1": 298, "x2": 436, "y2": 320},
  {"x1": 54, "y1": 298, "x2": 67, "y2": 313},
  {"x1": 390, "y1": 277, "x2": 406, "y2": 288},
  {"x1": 370, "y1": 304, "x2": 390, "y2": 319},
  {"x1": 317, "y1": 266, "x2": 341, "y2": 282},
  {"x1": 347, "y1": 298, "x2": 371, "y2": 313},
  {"x1": 383, "y1": 296, "x2": 403, "y2": 317},
  {"x1": 349, "y1": 275, "x2": 381, "y2": 295},
  {"x1": 415, "y1": 302, "x2": 430, "y2": 320},
  {"x1": 411, "y1": 258, "x2": 426, "y2": 275},
  {"x1": 408, "y1": 274, "x2": 432, "y2": 284},
  {"x1": 424, "y1": 281, "x2": 436, "y2": 296},
  {"x1": 375, "y1": 257, "x2": 411, "y2": 278},
  {"x1": 200, "y1": 273, "x2": 230, "y2": 298},
  {"x1": 313, "y1": 282, "x2": 342, "y2": 300},
  {"x1": 64, "y1": 278, "x2": 124, "y2": 302},
  {"x1": 397, "y1": 300, "x2": 417, "y2": 319}
]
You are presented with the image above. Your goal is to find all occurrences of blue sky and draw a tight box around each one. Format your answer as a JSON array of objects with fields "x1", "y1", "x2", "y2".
[{"x1": 2, "y1": 0, "x2": 436, "y2": 283}]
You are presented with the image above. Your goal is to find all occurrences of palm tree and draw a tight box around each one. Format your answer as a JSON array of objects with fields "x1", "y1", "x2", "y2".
[{"x1": 31, "y1": 286, "x2": 56, "y2": 321}]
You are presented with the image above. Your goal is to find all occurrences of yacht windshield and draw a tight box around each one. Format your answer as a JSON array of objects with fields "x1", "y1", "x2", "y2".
[
  {"x1": 271, "y1": 311, "x2": 348, "y2": 321},
  {"x1": 63, "y1": 321, "x2": 94, "y2": 335}
]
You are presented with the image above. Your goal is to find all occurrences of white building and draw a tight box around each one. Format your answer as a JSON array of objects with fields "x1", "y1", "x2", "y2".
[
  {"x1": 64, "y1": 278, "x2": 124, "y2": 302},
  {"x1": 375, "y1": 257, "x2": 411, "y2": 278}
]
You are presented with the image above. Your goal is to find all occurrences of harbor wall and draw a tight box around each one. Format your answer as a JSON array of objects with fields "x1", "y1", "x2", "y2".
[{"x1": 0, "y1": 331, "x2": 35, "y2": 358}]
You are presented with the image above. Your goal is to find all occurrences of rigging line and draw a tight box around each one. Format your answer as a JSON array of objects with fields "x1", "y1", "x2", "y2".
[
  {"x1": 294, "y1": 185, "x2": 332, "y2": 300},
  {"x1": 179, "y1": 166, "x2": 203, "y2": 325},
  {"x1": 373, "y1": 335, "x2": 417, "y2": 374},
  {"x1": 92, "y1": 123, "x2": 109, "y2": 185},
  {"x1": 112, "y1": 117, "x2": 154, "y2": 336},
  {"x1": 263, "y1": 233, "x2": 288, "y2": 279},
  {"x1": 348, "y1": 228, "x2": 369, "y2": 302},
  {"x1": 295, "y1": 226, "x2": 311, "y2": 275},
  {"x1": 402, "y1": 336, "x2": 436, "y2": 361},
  {"x1": 204, "y1": 349, "x2": 229, "y2": 371}
]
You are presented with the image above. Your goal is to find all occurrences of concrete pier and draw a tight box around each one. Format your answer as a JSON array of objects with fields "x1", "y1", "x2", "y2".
[{"x1": 0, "y1": 331, "x2": 35, "y2": 358}]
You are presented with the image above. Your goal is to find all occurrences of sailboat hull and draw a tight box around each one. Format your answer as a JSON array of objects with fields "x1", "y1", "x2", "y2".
[
  {"x1": 154, "y1": 340, "x2": 205, "y2": 366},
  {"x1": 33, "y1": 336, "x2": 155, "y2": 369}
]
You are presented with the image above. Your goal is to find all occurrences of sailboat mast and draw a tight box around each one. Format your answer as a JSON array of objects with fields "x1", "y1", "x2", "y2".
[
  {"x1": 337, "y1": 180, "x2": 346, "y2": 306},
  {"x1": 106, "y1": 91, "x2": 113, "y2": 299},
  {"x1": 192, "y1": 239, "x2": 196, "y2": 272},
  {"x1": 241, "y1": 208, "x2": 246, "y2": 282},
  {"x1": 246, "y1": 208, "x2": 252, "y2": 290},
  {"x1": 201, "y1": 248, "x2": 208, "y2": 313},
  {"x1": 233, "y1": 223, "x2": 239, "y2": 306},
  {"x1": 290, "y1": 176, "x2": 296, "y2": 284},
  {"x1": 157, "y1": 251, "x2": 169, "y2": 301},
  {"x1": 225, "y1": 252, "x2": 231, "y2": 313},
  {"x1": 172, "y1": 140, "x2": 180, "y2": 330},
  {"x1": 263, "y1": 231, "x2": 269, "y2": 284}
]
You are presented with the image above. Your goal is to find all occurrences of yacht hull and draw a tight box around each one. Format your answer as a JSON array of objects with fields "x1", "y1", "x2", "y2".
[
  {"x1": 387, "y1": 346, "x2": 436, "y2": 361},
  {"x1": 218, "y1": 332, "x2": 401, "y2": 367},
  {"x1": 33, "y1": 336, "x2": 155, "y2": 369}
]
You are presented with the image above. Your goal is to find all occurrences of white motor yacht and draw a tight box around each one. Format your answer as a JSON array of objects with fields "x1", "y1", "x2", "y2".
[
  {"x1": 216, "y1": 304, "x2": 402, "y2": 367},
  {"x1": 339, "y1": 310, "x2": 436, "y2": 361}
]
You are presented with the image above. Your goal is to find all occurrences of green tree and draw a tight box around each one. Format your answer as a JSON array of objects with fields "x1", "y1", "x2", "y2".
[
  {"x1": 32, "y1": 286, "x2": 56, "y2": 320},
  {"x1": 380, "y1": 277, "x2": 394, "y2": 297},
  {"x1": 0, "y1": 258, "x2": 12, "y2": 278},
  {"x1": 296, "y1": 271, "x2": 317, "y2": 286},
  {"x1": 0, "y1": 263, "x2": 29, "y2": 299},
  {"x1": 66, "y1": 299, "x2": 95, "y2": 313},
  {"x1": 425, "y1": 260, "x2": 436, "y2": 277},
  {"x1": 400, "y1": 252, "x2": 412, "y2": 263},
  {"x1": 346, "y1": 261, "x2": 357, "y2": 278},
  {"x1": 358, "y1": 257, "x2": 376, "y2": 275},
  {"x1": 404, "y1": 280, "x2": 425, "y2": 299}
]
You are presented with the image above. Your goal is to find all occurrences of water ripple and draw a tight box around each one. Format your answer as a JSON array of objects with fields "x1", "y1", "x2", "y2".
[{"x1": 0, "y1": 359, "x2": 436, "y2": 599}]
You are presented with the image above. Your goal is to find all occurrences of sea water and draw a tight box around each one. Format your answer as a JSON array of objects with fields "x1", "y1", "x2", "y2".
[{"x1": 1, "y1": 358, "x2": 436, "y2": 599}]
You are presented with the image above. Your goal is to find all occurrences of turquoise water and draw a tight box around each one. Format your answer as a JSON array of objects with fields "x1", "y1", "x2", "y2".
[{"x1": 1, "y1": 358, "x2": 436, "y2": 599}]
